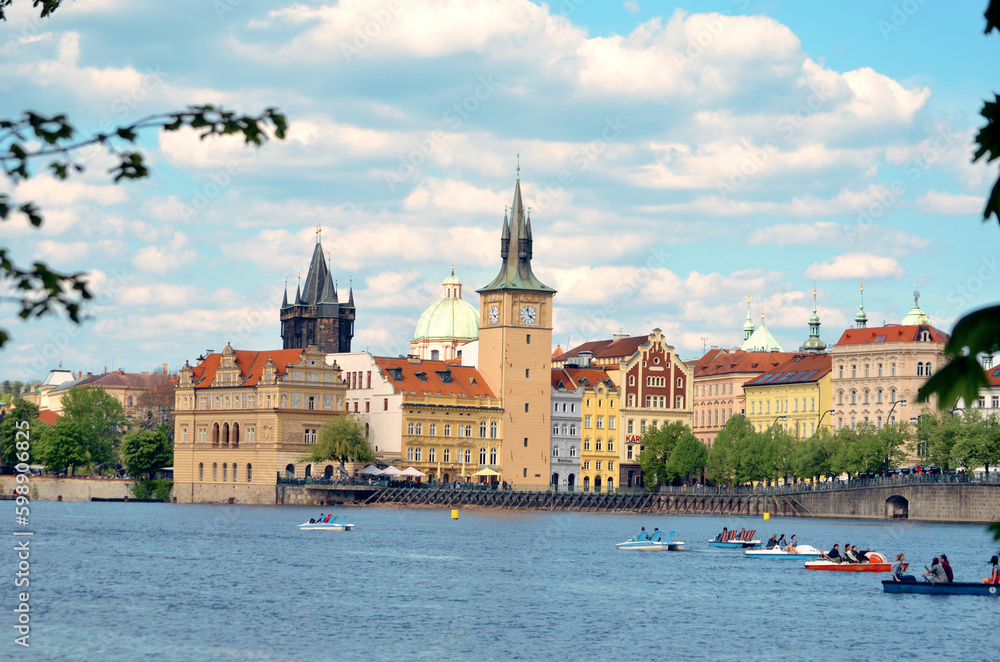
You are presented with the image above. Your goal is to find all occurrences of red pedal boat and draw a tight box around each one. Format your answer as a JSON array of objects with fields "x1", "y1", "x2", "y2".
[{"x1": 804, "y1": 552, "x2": 901, "y2": 572}]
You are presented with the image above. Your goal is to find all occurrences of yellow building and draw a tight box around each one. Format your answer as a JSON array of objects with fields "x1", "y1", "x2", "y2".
[
  {"x1": 477, "y1": 176, "x2": 555, "y2": 488},
  {"x1": 373, "y1": 357, "x2": 503, "y2": 483},
  {"x1": 574, "y1": 369, "x2": 619, "y2": 492},
  {"x1": 743, "y1": 353, "x2": 833, "y2": 438},
  {"x1": 173, "y1": 344, "x2": 347, "y2": 503}
]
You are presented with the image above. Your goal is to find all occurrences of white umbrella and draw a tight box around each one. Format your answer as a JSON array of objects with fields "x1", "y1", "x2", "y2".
[
  {"x1": 400, "y1": 467, "x2": 426, "y2": 477},
  {"x1": 358, "y1": 465, "x2": 383, "y2": 475},
  {"x1": 382, "y1": 466, "x2": 404, "y2": 477}
]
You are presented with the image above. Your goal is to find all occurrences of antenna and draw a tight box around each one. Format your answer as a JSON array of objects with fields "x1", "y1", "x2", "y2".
[{"x1": 701, "y1": 337, "x2": 710, "y2": 354}]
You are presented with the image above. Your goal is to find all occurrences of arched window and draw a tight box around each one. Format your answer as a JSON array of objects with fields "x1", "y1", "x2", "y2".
[
  {"x1": 890, "y1": 388, "x2": 896, "y2": 403},
  {"x1": 863, "y1": 390, "x2": 869, "y2": 405},
  {"x1": 607, "y1": 477, "x2": 614, "y2": 491},
  {"x1": 431, "y1": 350, "x2": 440, "y2": 360},
  {"x1": 127, "y1": 395, "x2": 133, "y2": 406},
  {"x1": 838, "y1": 391, "x2": 844, "y2": 405},
  {"x1": 490, "y1": 421, "x2": 497, "y2": 438},
  {"x1": 305, "y1": 465, "x2": 312, "y2": 478},
  {"x1": 850, "y1": 390, "x2": 856, "y2": 405},
  {"x1": 877, "y1": 389, "x2": 883, "y2": 404},
  {"x1": 916, "y1": 362, "x2": 924, "y2": 376},
  {"x1": 594, "y1": 476, "x2": 602, "y2": 492},
  {"x1": 480, "y1": 421, "x2": 487, "y2": 438},
  {"x1": 246, "y1": 464, "x2": 252, "y2": 482},
  {"x1": 232, "y1": 422, "x2": 240, "y2": 444},
  {"x1": 285, "y1": 464, "x2": 295, "y2": 480},
  {"x1": 365, "y1": 423, "x2": 370, "y2": 437},
  {"x1": 407, "y1": 448, "x2": 414, "y2": 461},
  {"x1": 490, "y1": 448, "x2": 497, "y2": 464},
  {"x1": 232, "y1": 464, "x2": 238, "y2": 482},
  {"x1": 212, "y1": 423, "x2": 220, "y2": 444},
  {"x1": 199, "y1": 463, "x2": 204, "y2": 481},
  {"x1": 465, "y1": 425, "x2": 472, "y2": 437},
  {"x1": 583, "y1": 476, "x2": 591, "y2": 491},
  {"x1": 553, "y1": 424, "x2": 559, "y2": 435},
  {"x1": 677, "y1": 378, "x2": 683, "y2": 388},
  {"x1": 213, "y1": 463, "x2": 218, "y2": 481},
  {"x1": 222, "y1": 463, "x2": 228, "y2": 481},
  {"x1": 479, "y1": 448, "x2": 487, "y2": 464},
  {"x1": 222, "y1": 422, "x2": 230, "y2": 444},
  {"x1": 569, "y1": 424, "x2": 576, "y2": 435},
  {"x1": 925, "y1": 361, "x2": 933, "y2": 374}
]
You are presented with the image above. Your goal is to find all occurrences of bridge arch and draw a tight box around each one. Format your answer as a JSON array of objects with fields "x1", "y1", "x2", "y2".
[{"x1": 886, "y1": 495, "x2": 908, "y2": 519}]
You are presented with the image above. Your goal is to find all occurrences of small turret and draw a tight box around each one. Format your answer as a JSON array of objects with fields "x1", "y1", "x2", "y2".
[
  {"x1": 855, "y1": 282, "x2": 868, "y2": 329},
  {"x1": 743, "y1": 293, "x2": 755, "y2": 341}
]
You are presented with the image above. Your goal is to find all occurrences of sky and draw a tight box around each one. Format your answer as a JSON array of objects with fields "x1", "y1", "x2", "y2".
[{"x1": 2, "y1": 0, "x2": 999, "y2": 381}]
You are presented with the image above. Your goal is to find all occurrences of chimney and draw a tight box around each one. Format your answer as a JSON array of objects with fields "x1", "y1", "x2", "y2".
[
  {"x1": 985, "y1": 354, "x2": 995, "y2": 370},
  {"x1": 163, "y1": 363, "x2": 169, "y2": 374},
  {"x1": 612, "y1": 331, "x2": 629, "y2": 342}
]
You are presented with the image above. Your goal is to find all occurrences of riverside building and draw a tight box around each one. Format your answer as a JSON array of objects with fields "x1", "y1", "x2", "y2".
[{"x1": 743, "y1": 353, "x2": 833, "y2": 438}]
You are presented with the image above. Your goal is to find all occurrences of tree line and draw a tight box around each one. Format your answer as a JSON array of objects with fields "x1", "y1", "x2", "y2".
[
  {"x1": 637, "y1": 412, "x2": 998, "y2": 489},
  {"x1": 0, "y1": 387, "x2": 172, "y2": 482}
]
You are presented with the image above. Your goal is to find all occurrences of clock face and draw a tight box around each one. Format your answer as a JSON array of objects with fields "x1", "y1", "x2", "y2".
[
  {"x1": 488, "y1": 306, "x2": 499, "y2": 324},
  {"x1": 520, "y1": 305, "x2": 537, "y2": 325}
]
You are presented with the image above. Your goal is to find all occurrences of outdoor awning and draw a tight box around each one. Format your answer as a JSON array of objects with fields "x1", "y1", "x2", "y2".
[
  {"x1": 382, "y1": 466, "x2": 404, "y2": 477},
  {"x1": 472, "y1": 468, "x2": 501, "y2": 477},
  {"x1": 359, "y1": 465, "x2": 383, "y2": 475},
  {"x1": 400, "y1": 467, "x2": 426, "y2": 477}
]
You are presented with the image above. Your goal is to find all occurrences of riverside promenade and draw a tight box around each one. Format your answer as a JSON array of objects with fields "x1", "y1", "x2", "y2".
[{"x1": 279, "y1": 473, "x2": 1000, "y2": 523}]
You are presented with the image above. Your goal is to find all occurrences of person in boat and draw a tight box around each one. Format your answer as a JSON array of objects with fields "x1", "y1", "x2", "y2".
[
  {"x1": 785, "y1": 535, "x2": 798, "y2": 553},
  {"x1": 844, "y1": 545, "x2": 860, "y2": 563},
  {"x1": 922, "y1": 557, "x2": 948, "y2": 584},
  {"x1": 637, "y1": 526, "x2": 647, "y2": 541},
  {"x1": 776, "y1": 534, "x2": 787, "y2": 549},
  {"x1": 715, "y1": 527, "x2": 728, "y2": 542},
  {"x1": 854, "y1": 545, "x2": 870, "y2": 563},
  {"x1": 309, "y1": 518, "x2": 316, "y2": 523},
  {"x1": 765, "y1": 534, "x2": 779, "y2": 550},
  {"x1": 939, "y1": 554, "x2": 954, "y2": 583},
  {"x1": 981, "y1": 555, "x2": 1000, "y2": 584},
  {"x1": 891, "y1": 553, "x2": 916, "y2": 582},
  {"x1": 822, "y1": 544, "x2": 842, "y2": 562}
]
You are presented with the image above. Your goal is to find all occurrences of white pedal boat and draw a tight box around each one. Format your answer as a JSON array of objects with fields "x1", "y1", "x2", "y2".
[
  {"x1": 298, "y1": 515, "x2": 355, "y2": 531},
  {"x1": 745, "y1": 544, "x2": 822, "y2": 559},
  {"x1": 617, "y1": 529, "x2": 685, "y2": 551}
]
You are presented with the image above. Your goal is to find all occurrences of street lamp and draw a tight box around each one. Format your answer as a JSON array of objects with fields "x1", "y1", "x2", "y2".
[
  {"x1": 886, "y1": 399, "x2": 906, "y2": 425},
  {"x1": 950, "y1": 406, "x2": 966, "y2": 419},
  {"x1": 817, "y1": 409, "x2": 835, "y2": 429},
  {"x1": 772, "y1": 415, "x2": 787, "y2": 428}
]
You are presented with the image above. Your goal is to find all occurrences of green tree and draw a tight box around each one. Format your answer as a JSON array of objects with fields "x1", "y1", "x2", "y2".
[
  {"x1": 35, "y1": 418, "x2": 88, "y2": 475},
  {"x1": 787, "y1": 427, "x2": 840, "y2": 480},
  {"x1": 59, "y1": 386, "x2": 128, "y2": 473},
  {"x1": 120, "y1": 426, "x2": 173, "y2": 481},
  {"x1": 637, "y1": 421, "x2": 704, "y2": 487},
  {"x1": 0, "y1": 4, "x2": 287, "y2": 349},
  {"x1": 706, "y1": 415, "x2": 755, "y2": 485},
  {"x1": 664, "y1": 432, "x2": 708, "y2": 484},
  {"x1": 0, "y1": 398, "x2": 40, "y2": 467},
  {"x1": 300, "y1": 415, "x2": 375, "y2": 471},
  {"x1": 919, "y1": 411, "x2": 964, "y2": 470}
]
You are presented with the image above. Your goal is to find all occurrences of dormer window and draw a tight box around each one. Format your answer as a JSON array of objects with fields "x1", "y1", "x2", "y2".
[
  {"x1": 415, "y1": 371, "x2": 428, "y2": 382},
  {"x1": 436, "y1": 370, "x2": 453, "y2": 384}
]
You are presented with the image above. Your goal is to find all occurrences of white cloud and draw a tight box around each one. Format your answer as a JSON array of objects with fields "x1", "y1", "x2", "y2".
[
  {"x1": 805, "y1": 253, "x2": 903, "y2": 280},
  {"x1": 916, "y1": 190, "x2": 984, "y2": 217},
  {"x1": 748, "y1": 221, "x2": 931, "y2": 252},
  {"x1": 131, "y1": 232, "x2": 198, "y2": 274},
  {"x1": 623, "y1": 1, "x2": 640, "y2": 15}
]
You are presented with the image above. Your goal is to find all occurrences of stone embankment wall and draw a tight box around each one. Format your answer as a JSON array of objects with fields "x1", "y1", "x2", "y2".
[
  {"x1": 791, "y1": 483, "x2": 999, "y2": 523},
  {"x1": 0, "y1": 476, "x2": 136, "y2": 501},
  {"x1": 173, "y1": 481, "x2": 277, "y2": 504}
]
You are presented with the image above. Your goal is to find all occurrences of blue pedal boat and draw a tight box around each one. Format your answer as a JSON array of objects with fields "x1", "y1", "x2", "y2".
[
  {"x1": 882, "y1": 581, "x2": 999, "y2": 596},
  {"x1": 298, "y1": 515, "x2": 355, "y2": 531}
]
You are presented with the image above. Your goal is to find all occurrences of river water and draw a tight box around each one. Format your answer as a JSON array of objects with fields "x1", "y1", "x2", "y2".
[{"x1": 7, "y1": 501, "x2": 999, "y2": 661}]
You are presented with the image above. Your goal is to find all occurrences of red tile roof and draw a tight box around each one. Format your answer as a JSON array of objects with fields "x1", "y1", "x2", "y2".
[
  {"x1": 190, "y1": 349, "x2": 306, "y2": 388},
  {"x1": 552, "y1": 345, "x2": 564, "y2": 359},
  {"x1": 558, "y1": 336, "x2": 648, "y2": 362},
  {"x1": 693, "y1": 349, "x2": 796, "y2": 377},
  {"x1": 834, "y1": 324, "x2": 949, "y2": 346},
  {"x1": 987, "y1": 363, "x2": 1000, "y2": 387},
  {"x1": 744, "y1": 353, "x2": 832, "y2": 387},
  {"x1": 374, "y1": 358, "x2": 496, "y2": 398}
]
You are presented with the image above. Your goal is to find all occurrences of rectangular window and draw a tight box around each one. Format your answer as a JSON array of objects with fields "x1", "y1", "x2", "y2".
[
  {"x1": 584, "y1": 461, "x2": 591, "y2": 470},
  {"x1": 609, "y1": 417, "x2": 616, "y2": 429},
  {"x1": 851, "y1": 365, "x2": 856, "y2": 378},
  {"x1": 408, "y1": 448, "x2": 414, "y2": 461},
  {"x1": 182, "y1": 428, "x2": 188, "y2": 443},
  {"x1": 367, "y1": 371, "x2": 371, "y2": 388},
  {"x1": 608, "y1": 461, "x2": 614, "y2": 471},
  {"x1": 444, "y1": 449, "x2": 450, "y2": 462},
  {"x1": 429, "y1": 448, "x2": 436, "y2": 462},
  {"x1": 526, "y1": 334, "x2": 531, "y2": 344},
  {"x1": 878, "y1": 363, "x2": 883, "y2": 377},
  {"x1": 596, "y1": 461, "x2": 602, "y2": 471},
  {"x1": 384, "y1": 398, "x2": 389, "y2": 411},
  {"x1": 445, "y1": 424, "x2": 451, "y2": 437},
  {"x1": 608, "y1": 440, "x2": 614, "y2": 451},
  {"x1": 838, "y1": 366, "x2": 843, "y2": 379},
  {"x1": 627, "y1": 420, "x2": 633, "y2": 433},
  {"x1": 525, "y1": 368, "x2": 530, "y2": 378},
  {"x1": 429, "y1": 423, "x2": 436, "y2": 436},
  {"x1": 891, "y1": 363, "x2": 896, "y2": 376},
  {"x1": 523, "y1": 437, "x2": 528, "y2": 447},
  {"x1": 640, "y1": 420, "x2": 647, "y2": 433},
  {"x1": 864, "y1": 364, "x2": 869, "y2": 378},
  {"x1": 584, "y1": 416, "x2": 592, "y2": 429},
  {"x1": 627, "y1": 446, "x2": 633, "y2": 460},
  {"x1": 365, "y1": 401, "x2": 370, "y2": 413},
  {"x1": 993, "y1": 396, "x2": 999, "y2": 408},
  {"x1": 308, "y1": 396, "x2": 315, "y2": 410},
  {"x1": 408, "y1": 422, "x2": 414, "y2": 435},
  {"x1": 524, "y1": 403, "x2": 529, "y2": 413},
  {"x1": 597, "y1": 416, "x2": 604, "y2": 429},
  {"x1": 415, "y1": 423, "x2": 422, "y2": 435},
  {"x1": 415, "y1": 448, "x2": 422, "y2": 461}
]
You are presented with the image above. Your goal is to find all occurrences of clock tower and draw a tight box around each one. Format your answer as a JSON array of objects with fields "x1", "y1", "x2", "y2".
[{"x1": 477, "y1": 172, "x2": 556, "y2": 488}]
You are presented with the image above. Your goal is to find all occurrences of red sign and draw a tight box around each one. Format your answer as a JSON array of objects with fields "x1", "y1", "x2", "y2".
[{"x1": 625, "y1": 434, "x2": 642, "y2": 443}]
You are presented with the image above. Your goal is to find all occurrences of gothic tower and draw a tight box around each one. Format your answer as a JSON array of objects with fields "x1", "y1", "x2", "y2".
[
  {"x1": 477, "y1": 169, "x2": 556, "y2": 488},
  {"x1": 280, "y1": 233, "x2": 355, "y2": 353}
]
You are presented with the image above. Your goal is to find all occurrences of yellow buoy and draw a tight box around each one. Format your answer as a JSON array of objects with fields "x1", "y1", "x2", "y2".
[
  {"x1": 451, "y1": 509, "x2": 459, "y2": 520},
  {"x1": 763, "y1": 512, "x2": 770, "y2": 521}
]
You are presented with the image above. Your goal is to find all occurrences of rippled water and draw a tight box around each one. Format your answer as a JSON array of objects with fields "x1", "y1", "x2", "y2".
[{"x1": 11, "y1": 501, "x2": 1000, "y2": 661}]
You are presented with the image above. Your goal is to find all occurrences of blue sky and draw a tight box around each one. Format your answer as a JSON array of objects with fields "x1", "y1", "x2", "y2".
[{"x1": 2, "y1": 0, "x2": 998, "y2": 380}]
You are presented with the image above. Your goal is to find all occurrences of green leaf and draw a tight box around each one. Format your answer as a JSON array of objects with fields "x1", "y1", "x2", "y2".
[
  {"x1": 987, "y1": 0, "x2": 1000, "y2": 34},
  {"x1": 944, "y1": 305, "x2": 1000, "y2": 357}
]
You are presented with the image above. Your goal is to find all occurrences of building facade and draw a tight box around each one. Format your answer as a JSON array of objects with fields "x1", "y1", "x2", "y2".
[
  {"x1": 578, "y1": 372, "x2": 619, "y2": 492},
  {"x1": 744, "y1": 353, "x2": 833, "y2": 438},
  {"x1": 280, "y1": 237, "x2": 355, "y2": 353},
  {"x1": 692, "y1": 349, "x2": 794, "y2": 446},
  {"x1": 476, "y1": 176, "x2": 555, "y2": 488},
  {"x1": 173, "y1": 344, "x2": 348, "y2": 503},
  {"x1": 550, "y1": 368, "x2": 584, "y2": 491}
]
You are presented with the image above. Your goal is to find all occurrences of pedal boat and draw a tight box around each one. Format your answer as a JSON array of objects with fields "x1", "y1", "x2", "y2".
[
  {"x1": 298, "y1": 515, "x2": 355, "y2": 531},
  {"x1": 617, "y1": 530, "x2": 684, "y2": 551},
  {"x1": 804, "y1": 552, "x2": 896, "y2": 572},
  {"x1": 881, "y1": 580, "x2": 999, "y2": 596},
  {"x1": 745, "y1": 544, "x2": 822, "y2": 559}
]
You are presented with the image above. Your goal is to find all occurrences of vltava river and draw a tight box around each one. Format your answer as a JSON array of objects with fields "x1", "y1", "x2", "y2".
[{"x1": 10, "y1": 501, "x2": 1000, "y2": 661}]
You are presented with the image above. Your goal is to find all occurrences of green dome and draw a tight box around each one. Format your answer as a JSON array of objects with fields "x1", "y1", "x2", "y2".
[{"x1": 413, "y1": 270, "x2": 480, "y2": 341}]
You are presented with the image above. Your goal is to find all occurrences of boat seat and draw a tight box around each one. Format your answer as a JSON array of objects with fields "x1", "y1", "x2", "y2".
[
  {"x1": 650, "y1": 531, "x2": 662, "y2": 542},
  {"x1": 664, "y1": 530, "x2": 676, "y2": 543}
]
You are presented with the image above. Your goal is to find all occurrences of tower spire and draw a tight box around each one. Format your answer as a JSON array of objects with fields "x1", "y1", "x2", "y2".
[
  {"x1": 743, "y1": 292, "x2": 754, "y2": 341},
  {"x1": 855, "y1": 280, "x2": 868, "y2": 329},
  {"x1": 281, "y1": 278, "x2": 289, "y2": 308},
  {"x1": 800, "y1": 285, "x2": 827, "y2": 353}
]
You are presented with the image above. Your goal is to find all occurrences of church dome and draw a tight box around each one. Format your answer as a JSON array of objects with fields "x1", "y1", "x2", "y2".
[
  {"x1": 901, "y1": 288, "x2": 930, "y2": 326},
  {"x1": 413, "y1": 270, "x2": 480, "y2": 341}
]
